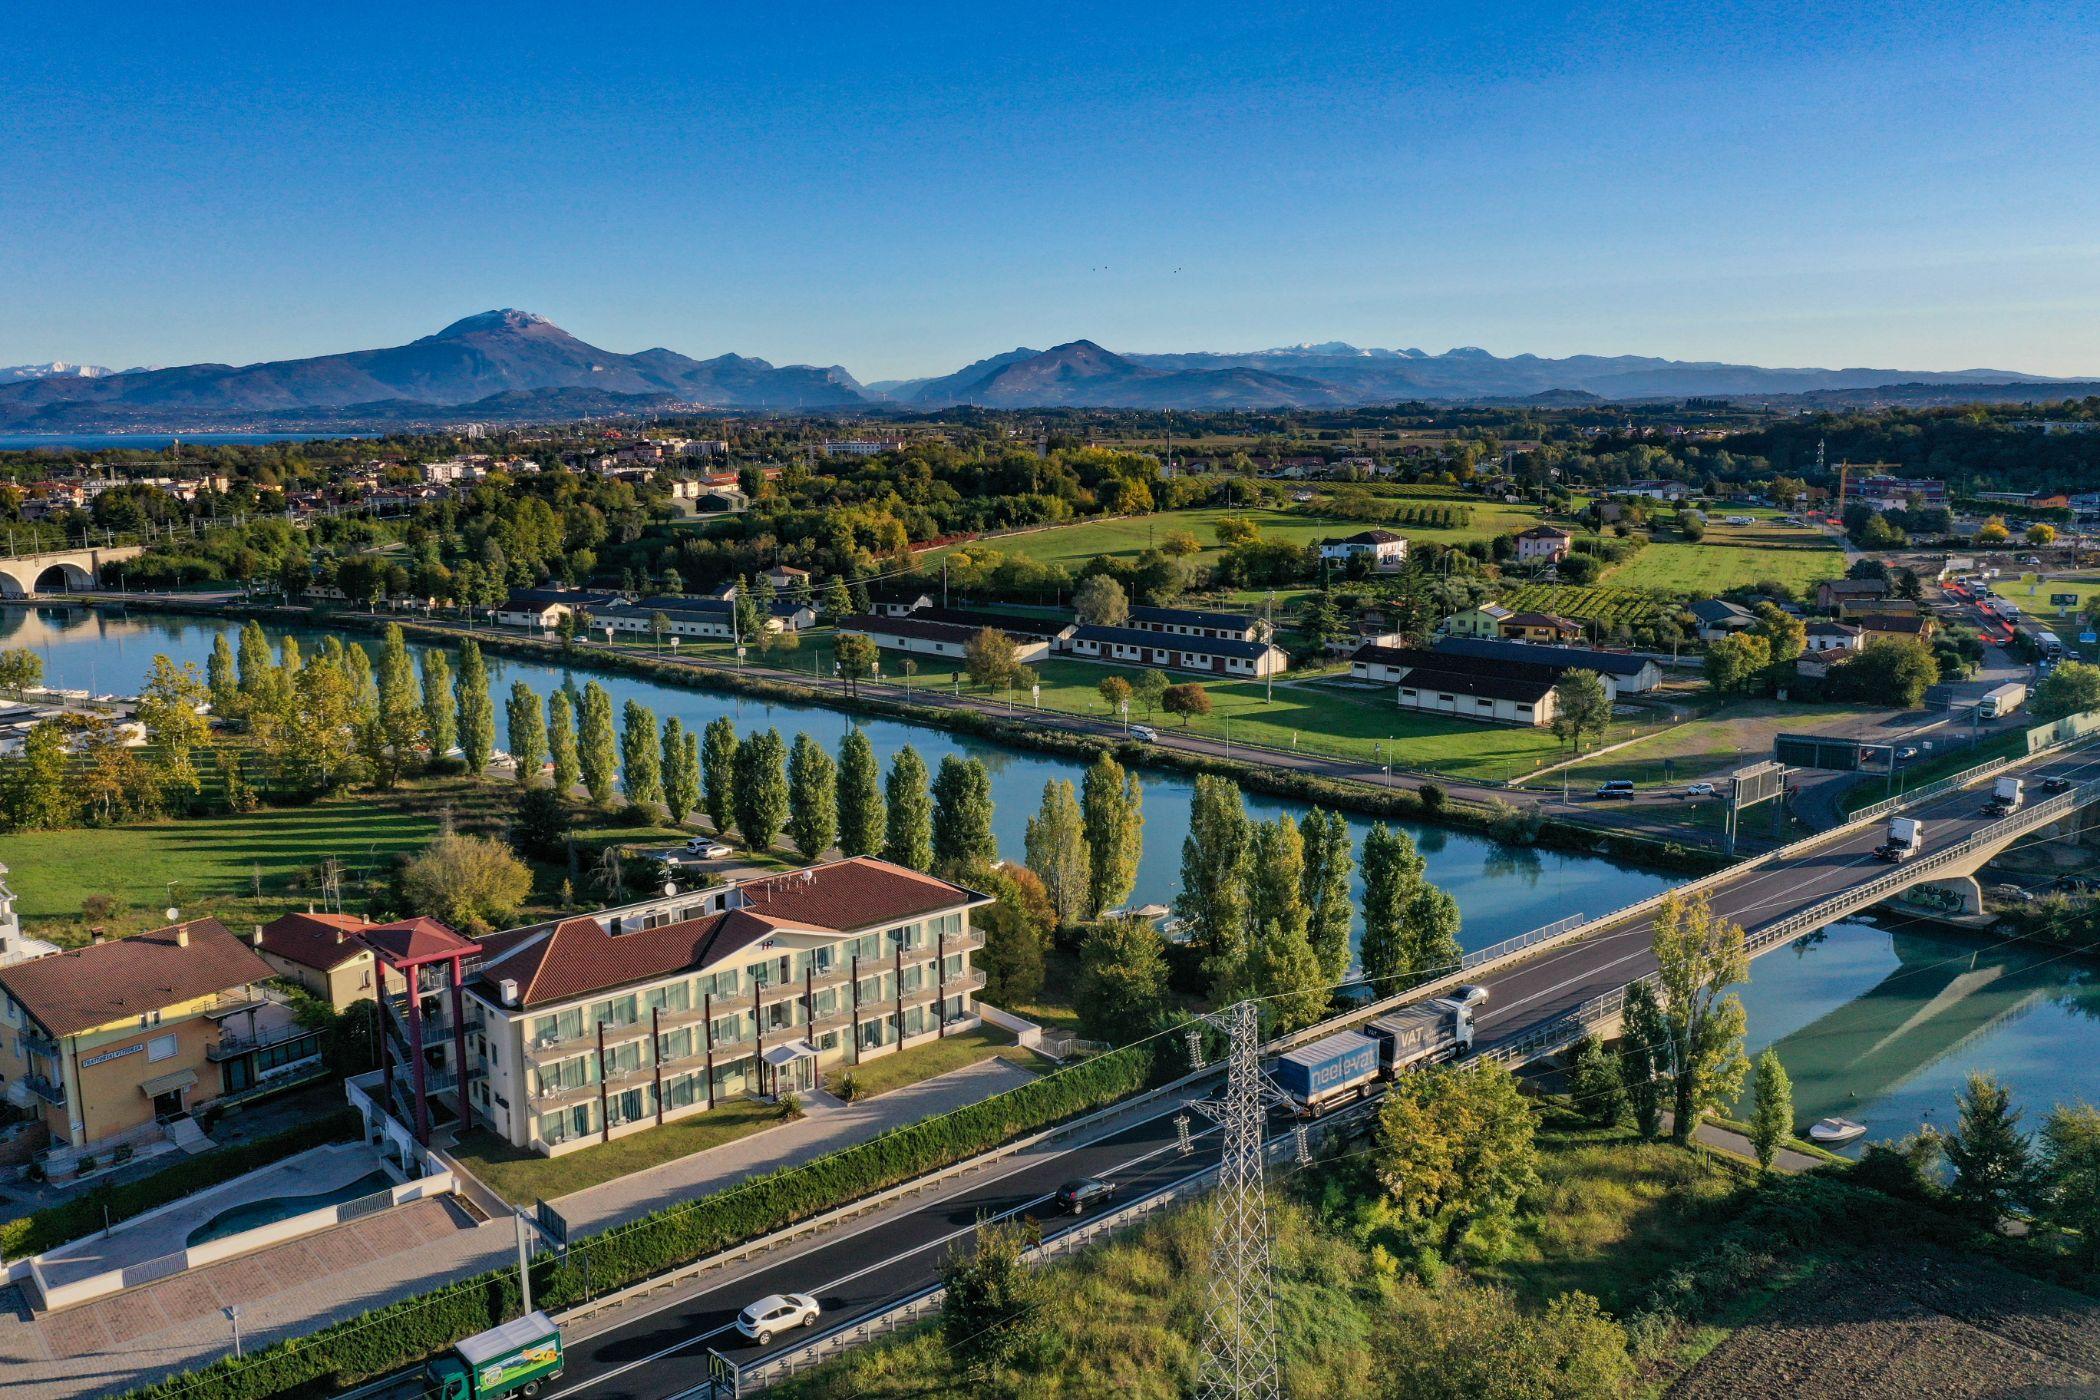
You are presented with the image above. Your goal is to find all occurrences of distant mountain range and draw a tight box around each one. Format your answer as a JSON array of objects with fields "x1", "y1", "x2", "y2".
[{"x1": 0, "y1": 311, "x2": 2078, "y2": 430}]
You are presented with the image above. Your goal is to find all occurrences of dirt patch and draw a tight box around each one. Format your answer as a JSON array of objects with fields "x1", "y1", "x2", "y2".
[{"x1": 1673, "y1": 1249, "x2": 2100, "y2": 1399}]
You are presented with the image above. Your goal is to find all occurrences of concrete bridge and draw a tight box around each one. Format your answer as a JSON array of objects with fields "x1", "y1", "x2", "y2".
[
  {"x1": 0, "y1": 544, "x2": 146, "y2": 597},
  {"x1": 1460, "y1": 744, "x2": 2100, "y2": 1066}
]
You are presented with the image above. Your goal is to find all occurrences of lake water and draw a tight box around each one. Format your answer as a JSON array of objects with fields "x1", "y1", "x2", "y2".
[{"x1": 11, "y1": 603, "x2": 2098, "y2": 1137}]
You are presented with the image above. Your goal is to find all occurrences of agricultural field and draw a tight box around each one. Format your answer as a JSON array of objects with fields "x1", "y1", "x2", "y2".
[
  {"x1": 1606, "y1": 517, "x2": 1845, "y2": 597},
  {"x1": 924, "y1": 507, "x2": 1343, "y2": 570},
  {"x1": 1551, "y1": 699, "x2": 1893, "y2": 790},
  {"x1": 1496, "y1": 582, "x2": 1670, "y2": 627}
]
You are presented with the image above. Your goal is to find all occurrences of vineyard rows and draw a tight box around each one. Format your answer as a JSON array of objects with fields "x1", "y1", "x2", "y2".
[{"x1": 1499, "y1": 582, "x2": 1668, "y2": 624}]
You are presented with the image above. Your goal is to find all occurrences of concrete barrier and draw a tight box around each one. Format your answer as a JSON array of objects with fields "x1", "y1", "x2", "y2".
[{"x1": 975, "y1": 1002, "x2": 1044, "y2": 1050}]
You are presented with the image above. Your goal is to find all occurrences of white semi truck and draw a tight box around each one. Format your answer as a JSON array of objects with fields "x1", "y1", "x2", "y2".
[
  {"x1": 1985, "y1": 777, "x2": 2025, "y2": 816},
  {"x1": 1876, "y1": 817, "x2": 1925, "y2": 862}
]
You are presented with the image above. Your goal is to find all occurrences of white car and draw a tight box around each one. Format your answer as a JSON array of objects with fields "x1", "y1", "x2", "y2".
[
  {"x1": 1684, "y1": 782, "x2": 1717, "y2": 797},
  {"x1": 737, "y1": 1292, "x2": 820, "y2": 1344},
  {"x1": 685, "y1": 838, "x2": 734, "y2": 859},
  {"x1": 1129, "y1": 725, "x2": 1159, "y2": 743}
]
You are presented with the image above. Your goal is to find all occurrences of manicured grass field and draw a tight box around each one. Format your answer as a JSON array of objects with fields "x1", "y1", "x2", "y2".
[
  {"x1": 837, "y1": 1025, "x2": 1037, "y2": 1098},
  {"x1": 1556, "y1": 700, "x2": 1891, "y2": 788},
  {"x1": 1606, "y1": 519, "x2": 1844, "y2": 597}
]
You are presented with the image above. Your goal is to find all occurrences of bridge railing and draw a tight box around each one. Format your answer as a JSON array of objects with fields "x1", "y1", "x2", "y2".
[{"x1": 1479, "y1": 779, "x2": 2100, "y2": 1067}]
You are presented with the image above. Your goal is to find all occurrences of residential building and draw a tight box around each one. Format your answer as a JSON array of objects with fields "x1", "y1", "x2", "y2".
[
  {"x1": 1349, "y1": 644, "x2": 1561, "y2": 727},
  {"x1": 1803, "y1": 621, "x2": 1865, "y2": 655},
  {"x1": 464, "y1": 858, "x2": 990, "y2": 1156},
  {"x1": 1619, "y1": 480, "x2": 1689, "y2": 501},
  {"x1": 1442, "y1": 603, "x2": 1514, "y2": 639},
  {"x1": 1318, "y1": 529, "x2": 1410, "y2": 571},
  {"x1": 762, "y1": 564, "x2": 812, "y2": 592},
  {"x1": 1817, "y1": 578, "x2": 1891, "y2": 610},
  {"x1": 598, "y1": 595, "x2": 816, "y2": 641},
  {"x1": 1853, "y1": 613, "x2": 1938, "y2": 642},
  {"x1": 0, "y1": 863, "x2": 58, "y2": 968},
  {"x1": 1124, "y1": 605, "x2": 1265, "y2": 642},
  {"x1": 1846, "y1": 474, "x2": 1948, "y2": 510},
  {"x1": 1431, "y1": 636, "x2": 1662, "y2": 696},
  {"x1": 1059, "y1": 624, "x2": 1288, "y2": 678},
  {"x1": 1499, "y1": 611, "x2": 1584, "y2": 644},
  {"x1": 0, "y1": 921, "x2": 318, "y2": 1159},
  {"x1": 818, "y1": 440, "x2": 902, "y2": 459},
  {"x1": 838, "y1": 614, "x2": 1053, "y2": 665},
  {"x1": 1689, "y1": 598, "x2": 1757, "y2": 641},
  {"x1": 495, "y1": 588, "x2": 622, "y2": 630},
  {"x1": 254, "y1": 911, "x2": 391, "y2": 1011},
  {"x1": 910, "y1": 607, "x2": 1074, "y2": 646},
  {"x1": 1515, "y1": 525, "x2": 1573, "y2": 563}
]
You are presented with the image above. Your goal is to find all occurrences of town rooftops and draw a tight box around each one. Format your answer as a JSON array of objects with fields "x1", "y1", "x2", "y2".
[
  {"x1": 1502, "y1": 611, "x2": 1583, "y2": 633},
  {"x1": 257, "y1": 911, "x2": 378, "y2": 973},
  {"x1": 475, "y1": 858, "x2": 988, "y2": 1009},
  {"x1": 1128, "y1": 604, "x2": 1261, "y2": 632},
  {"x1": 1328, "y1": 529, "x2": 1406, "y2": 545},
  {"x1": 0, "y1": 920, "x2": 272, "y2": 1036},
  {"x1": 1431, "y1": 636, "x2": 1656, "y2": 678},
  {"x1": 1394, "y1": 664, "x2": 1560, "y2": 705},
  {"x1": 1517, "y1": 524, "x2": 1573, "y2": 539},
  {"x1": 910, "y1": 606, "x2": 1072, "y2": 640},
  {"x1": 1805, "y1": 620, "x2": 1864, "y2": 638},
  {"x1": 1068, "y1": 624, "x2": 1282, "y2": 660}
]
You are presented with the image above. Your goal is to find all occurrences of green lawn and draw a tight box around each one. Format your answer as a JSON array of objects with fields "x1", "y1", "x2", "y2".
[
  {"x1": 838, "y1": 1025, "x2": 1037, "y2": 1098},
  {"x1": 1555, "y1": 700, "x2": 1890, "y2": 789},
  {"x1": 1606, "y1": 519, "x2": 1844, "y2": 597}
]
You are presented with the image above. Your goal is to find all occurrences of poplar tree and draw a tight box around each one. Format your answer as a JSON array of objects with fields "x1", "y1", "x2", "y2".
[
  {"x1": 835, "y1": 728, "x2": 886, "y2": 858},
  {"x1": 732, "y1": 728, "x2": 790, "y2": 851},
  {"x1": 701, "y1": 716, "x2": 738, "y2": 835},
  {"x1": 1358, "y1": 823, "x2": 1425, "y2": 991},
  {"x1": 207, "y1": 632, "x2": 238, "y2": 716},
  {"x1": 236, "y1": 619, "x2": 273, "y2": 698},
  {"x1": 1748, "y1": 1048, "x2": 1793, "y2": 1170},
  {"x1": 1024, "y1": 779, "x2": 1091, "y2": 925},
  {"x1": 1651, "y1": 892, "x2": 1750, "y2": 1143},
  {"x1": 1176, "y1": 775, "x2": 1251, "y2": 987},
  {"x1": 620, "y1": 699, "x2": 663, "y2": 807},
  {"x1": 662, "y1": 719, "x2": 700, "y2": 826},
  {"x1": 506, "y1": 681, "x2": 546, "y2": 786},
  {"x1": 578, "y1": 681, "x2": 619, "y2": 805},
  {"x1": 883, "y1": 745, "x2": 933, "y2": 871},
  {"x1": 455, "y1": 640, "x2": 495, "y2": 777},
  {"x1": 1300, "y1": 808, "x2": 1356, "y2": 986},
  {"x1": 421, "y1": 649, "x2": 456, "y2": 762},
  {"x1": 1080, "y1": 753, "x2": 1142, "y2": 918},
  {"x1": 362, "y1": 624, "x2": 424, "y2": 789},
  {"x1": 546, "y1": 689, "x2": 580, "y2": 794},
  {"x1": 931, "y1": 755, "x2": 997, "y2": 871},
  {"x1": 1620, "y1": 980, "x2": 1669, "y2": 1140},
  {"x1": 786, "y1": 733, "x2": 838, "y2": 859},
  {"x1": 1405, "y1": 884, "x2": 1463, "y2": 985}
]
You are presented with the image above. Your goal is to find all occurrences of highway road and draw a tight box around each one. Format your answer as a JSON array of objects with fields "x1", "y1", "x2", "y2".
[{"x1": 521, "y1": 745, "x2": 2100, "y2": 1399}]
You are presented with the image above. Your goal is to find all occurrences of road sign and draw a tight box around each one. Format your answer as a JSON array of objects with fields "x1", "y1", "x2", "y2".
[
  {"x1": 533, "y1": 1198, "x2": 569, "y2": 1249},
  {"x1": 1775, "y1": 733, "x2": 1864, "y2": 772},
  {"x1": 708, "y1": 1348, "x2": 742, "y2": 1399},
  {"x1": 1729, "y1": 761, "x2": 1786, "y2": 809},
  {"x1": 2053, "y1": 593, "x2": 2080, "y2": 607}
]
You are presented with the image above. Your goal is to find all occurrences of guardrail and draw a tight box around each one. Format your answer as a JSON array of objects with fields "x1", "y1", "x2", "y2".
[{"x1": 1478, "y1": 779, "x2": 2100, "y2": 1068}]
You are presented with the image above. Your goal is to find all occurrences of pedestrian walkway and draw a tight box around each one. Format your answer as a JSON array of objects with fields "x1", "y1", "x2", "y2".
[
  {"x1": 1688, "y1": 1119, "x2": 1829, "y2": 1174},
  {"x1": 558, "y1": 1056, "x2": 1039, "y2": 1234}
]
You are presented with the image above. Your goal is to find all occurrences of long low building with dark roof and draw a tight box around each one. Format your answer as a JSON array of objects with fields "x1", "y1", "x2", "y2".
[
  {"x1": 1350, "y1": 643, "x2": 1564, "y2": 726},
  {"x1": 1058, "y1": 623, "x2": 1289, "y2": 677},
  {"x1": 1431, "y1": 635, "x2": 1662, "y2": 696},
  {"x1": 837, "y1": 613, "x2": 1055, "y2": 664}
]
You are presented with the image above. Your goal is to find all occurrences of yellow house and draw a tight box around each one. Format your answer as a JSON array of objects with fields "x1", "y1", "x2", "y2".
[
  {"x1": 255, "y1": 911, "x2": 395, "y2": 1011},
  {"x1": 1442, "y1": 603, "x2": 1513, "y2": 639},
  {"x1": 0, "y1": 920, "x2": 300, "y2": 1159}
]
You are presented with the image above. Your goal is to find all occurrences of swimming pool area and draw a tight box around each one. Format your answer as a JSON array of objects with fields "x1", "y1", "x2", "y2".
[{"x1": 185, "y1": 1169, "x2": 395, "y2": 1247}]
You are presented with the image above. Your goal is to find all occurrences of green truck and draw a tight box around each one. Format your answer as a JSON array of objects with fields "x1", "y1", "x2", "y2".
[{"x1": 428, "y1": 1312, "x2": 565, "y2": 1400}]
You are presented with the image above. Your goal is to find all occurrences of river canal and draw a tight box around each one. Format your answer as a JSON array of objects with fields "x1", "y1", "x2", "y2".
[{"x1": 9, "y1": 604, "x2": 2097, "y2": 1141}]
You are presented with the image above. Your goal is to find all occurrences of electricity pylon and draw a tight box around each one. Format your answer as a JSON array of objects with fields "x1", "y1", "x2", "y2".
[{"x1": 1188, "y1": 999, "x2": 1281, "y2": 1400}]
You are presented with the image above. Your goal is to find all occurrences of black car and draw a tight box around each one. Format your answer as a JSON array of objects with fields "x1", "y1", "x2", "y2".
[
  {"x1": 2043, "y1": 777, "x2": 2072, "y2": 794},
  {"x1": 1053, "y1": 1178, "x2": 1117, "y2": 1214}
]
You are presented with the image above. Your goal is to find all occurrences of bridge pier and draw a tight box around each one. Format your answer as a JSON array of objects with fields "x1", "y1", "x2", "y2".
[{"x1": 1895, "y1": 874, "x2": 1984, "y2": 918}]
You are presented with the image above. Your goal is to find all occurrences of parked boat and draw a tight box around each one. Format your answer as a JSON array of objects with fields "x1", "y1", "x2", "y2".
[{"x1": 1808, "y1": 1116, "x2": 1867, "y2": 1146}]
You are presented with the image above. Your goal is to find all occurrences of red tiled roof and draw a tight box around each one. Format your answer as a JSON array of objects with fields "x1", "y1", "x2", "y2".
[
  {"x1": 733, "y1": 858, "x2": 983, "y2": 932},
  {"x1": 0, "y1": 920, "x2": 272, "y2": 1036},
  {"x1": 482, "y1": 909, "x2": 799, "y2": 1009},
  {"x1": 257, "y1": 912, "x2": 376, "y2": 973},
  {"x1": 359, "y1": 917, "x2": 481, "y2": 965}
]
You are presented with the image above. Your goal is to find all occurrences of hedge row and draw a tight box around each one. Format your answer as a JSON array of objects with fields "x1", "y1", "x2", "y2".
[
  {"x1": 119, "y1": 1044, "x2": 1159, "y2": 1400},
  {"x1": 2, "y1": 1107, "x2": 363, "y2": 1261}
]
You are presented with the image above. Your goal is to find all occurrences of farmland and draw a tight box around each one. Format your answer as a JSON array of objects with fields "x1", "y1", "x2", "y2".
[
  {"x1": 1606, "y1": 517, "x2": 1845, "y2": 596},
  {"x1": 1496, "y1": 582, "x2": 1670, "y2": 627}
]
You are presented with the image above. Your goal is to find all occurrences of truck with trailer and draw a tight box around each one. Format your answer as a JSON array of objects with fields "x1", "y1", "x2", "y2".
[
  {"x1": 1985, "y1": 777, "x2": 2025, "y2": 816},
  {"x1": 1271, "y1": 986, "x2": 1489, "y2": 1117},
  {"x1": 427, "y1": 1313, "x2": 565, "y2": 1400},
  {"x1": 1875, "y1": 817, "x2": 1925, "y2": 863},
  {"x1": 1978, "y1": 682, "x2": 2027, "y2": 720}
]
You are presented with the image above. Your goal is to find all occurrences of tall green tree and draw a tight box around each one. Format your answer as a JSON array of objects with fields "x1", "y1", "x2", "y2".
[
  {"x1": 1023, "y1": 779, "x2": 1090, "y2": 925},
  {"x1": 361, "y1": 624, "x2": 424, "y2": 789},
  {"x1": 1299, "y1": 808, "x2": 1355, "y2": 986},
  {"x1": 1176, "y1": 774, "x2": 1251, "y2": 985},
  {"x1": 577, "y1": 681, "x2": 619, "y2": 805},
  {"x1": 1405, "y1": 885, "x2": 1463, "y2": 985},
  {"x1": 1550, "y1": 669, "x2": 1612, "y2": 753},
  {"x1": 974, "y1": 864, "x2": 1048, "y2": 1006},
  {"x1": 1568, "y1": 1034, "x2": 1629, "y2": 1127},
  {"x1": 2037, "y1": 1103, "x2": 2100, "y2": 1267},
  {"x1": 135, "y1": 655, "x2": 211, "y2": 799},
  {"x1": 939, "y1": 1215, "x2": 1046, "y2": 1371},
  {"x1": 785, "y1": 733, "x2": 838, "y2": 859},
  {"x1": 1358, "y1": 823, "x2": 1426, "y2": 990},
  {"x1": 835, "y1": 728, "x2": 886, "y2": 857},
  {"x1": 931, "y1": 755, "x2": 997, "y2": 871},
  {"x1": 619, "y1": 699, "x2": 663, "y2": 807},
  {"x1": 546, "y1": 690, "x2": 579, "y2": 794},
  {"x1": 884, "y1": 746, "x2": 934, "y2": 871},
  {"x1": 236, "y1": 619, "x2": 273, "y2": 698},
  {"x1": 661, "y1": 717, "x2": 699, "y2": 825},
  {"x1": 701, "y1": 716, "x2": 737, "y2": 834},
  {"x1": 454, "y1": 640, "x2": 495, "y2": 777},
  {"x1": 1748, "y1": 1048, "x2": 1794, "y2": 1170},
  {"x1": 506, "y1": 681, "x2": 546, "y2": 787},
  {"x1": 1076, "y1": 916, "x2": 1169, "y2": 1044},
  {"x1": 1651, "y1": 892, "x2": 1750, "y2": 1143},
  {"x1": 5, "y1": 721, "x2": 72, "y2": 830},
  {"x1": 1945, "y1": 1072, "x2": 2034, "y2": 1225},
  {"x1": 1372, "y1": 1060, "x2": 1540, "y2": 1254},
  {"x1": 206, "y1": 632, "x2": 238, "y2": 716},
  {"x1": 1620, "y1": 981, "x2": 1669, "y2": 1140},
  {"x1": 1080, "y1": 753, "x2": 1142, "y2": 917},
  {"x1": 732, "y1": 728, "x2": 790, "y2": 851},
  {"x1": 420, "y1": 649, "x2": 456, "y2": 763}
]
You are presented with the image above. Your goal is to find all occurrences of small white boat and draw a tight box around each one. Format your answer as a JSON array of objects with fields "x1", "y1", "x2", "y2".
[{"x1": 1808, "y1": 1116, "x2": 1867, "y2": 1146}]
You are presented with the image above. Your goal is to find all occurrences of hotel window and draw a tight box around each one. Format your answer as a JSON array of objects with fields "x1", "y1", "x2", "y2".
[{"x1": 147, "y1": 1034, "x2": 178, "y2": 1063}]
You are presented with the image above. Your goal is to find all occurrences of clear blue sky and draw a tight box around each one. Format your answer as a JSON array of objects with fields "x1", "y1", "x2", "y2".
[{"x1": 7, "y1": 2, "x2": 2100, "y2": 380}]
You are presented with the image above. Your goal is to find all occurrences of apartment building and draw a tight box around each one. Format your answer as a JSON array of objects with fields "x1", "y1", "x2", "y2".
[{"x1": 463, "y1": 858, "x2": 991, "y2": 1156}]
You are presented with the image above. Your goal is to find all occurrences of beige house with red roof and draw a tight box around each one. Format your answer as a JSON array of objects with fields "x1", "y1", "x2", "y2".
[
  {"x1": 462, "y1": 857, "x2": 991, "y2": 1156},
  {"x1": 0, "y1": 920, "x2": 302, "y2": 1158},
  {"x1": 254, "y1": 911, "x2": 397, "y2": 1010}
]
